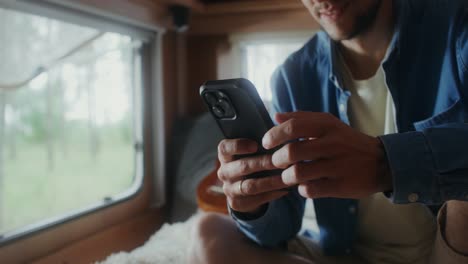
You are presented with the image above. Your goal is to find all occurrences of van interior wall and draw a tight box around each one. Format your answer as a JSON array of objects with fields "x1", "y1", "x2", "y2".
[
  {"x1": 177, "y1": 6, "x2": 319, "y2": 119},
  {"x1": 183, "y1": 34, "x2": 230, "y2": 117}
]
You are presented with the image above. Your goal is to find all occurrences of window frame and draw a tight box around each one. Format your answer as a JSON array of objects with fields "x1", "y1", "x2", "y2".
[{"x1": 0, "y1": 0, "x2": 166, "y2": 247}]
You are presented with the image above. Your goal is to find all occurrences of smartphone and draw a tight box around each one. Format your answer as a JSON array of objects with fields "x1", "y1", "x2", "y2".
[{"x1": 200, "y1": 78, "x2": 281, "y2": 178}]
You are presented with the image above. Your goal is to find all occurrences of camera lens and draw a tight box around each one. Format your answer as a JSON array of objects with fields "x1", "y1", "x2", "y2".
[
  {"x1": 212, "y1": 105, "x2": 225, "y2": 118},
  {"x1": 217, "y1": 91, "x2": 226, "y2": 99},
  {"x1": 218, "y1": 99, "x2": 235, "y2": 118},
  {"x1": 204, "y1": 92, "x2": 218, "y2": 106}
]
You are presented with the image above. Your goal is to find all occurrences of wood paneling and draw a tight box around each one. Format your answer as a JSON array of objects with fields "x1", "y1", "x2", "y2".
[
  {"x1": 32, "y1": 209, "x2": 165, "y2": 264},
  {"x1": 190, "y1": 9, "x2": 318, "y2": 35},
  {"x1": 184, "y1": 35, "x2": 229, "y2": 117},
  {"x1": 189, "y1": 0, "x2": 319, "y2": 34},
  {"x1": 162, "y1": 31, "x2": 179, "y2": 140},
  {"x1": 196, "y1": 0, "x2": 304, "y2": 15}
]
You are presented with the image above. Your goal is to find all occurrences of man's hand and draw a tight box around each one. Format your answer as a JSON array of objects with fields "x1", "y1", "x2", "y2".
[
  {"x1": 263, "y1": 111, "x2": 392, "y2": 199},
  {"x1": 217, "y1": 139, "x2": 289, "y2": 213}
]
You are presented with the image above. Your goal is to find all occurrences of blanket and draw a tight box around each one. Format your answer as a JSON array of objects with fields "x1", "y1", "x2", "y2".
[{"x1": 98, "y1": 215, "x2": 199, "y2": 264}]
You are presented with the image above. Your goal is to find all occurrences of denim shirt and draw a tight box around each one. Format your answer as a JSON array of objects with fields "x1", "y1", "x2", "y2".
[{"x1": 231, "y1": 0, "x2": 468, "y2": 256}]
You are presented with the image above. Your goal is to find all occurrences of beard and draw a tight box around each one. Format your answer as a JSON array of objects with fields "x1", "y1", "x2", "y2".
[
  {"x1": 347, "y1": 0, "x2": 383, "y2": 39},
  {"x1": 318, "y1": 0, "x2": 384, "y2": 41}
]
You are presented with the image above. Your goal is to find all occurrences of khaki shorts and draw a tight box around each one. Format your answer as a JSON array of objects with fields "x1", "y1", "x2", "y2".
[
  {"x1": 288, "y1": 204, "x2": 468, "y2": 264},
  {"x1": 288, "y1": 236, "x2": 366, "y2": 264}
]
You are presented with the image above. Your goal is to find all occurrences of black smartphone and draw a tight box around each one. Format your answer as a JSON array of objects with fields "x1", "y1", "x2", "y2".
[{"x1": 200, "y1": 78, "x2": 281, "y2": 178}]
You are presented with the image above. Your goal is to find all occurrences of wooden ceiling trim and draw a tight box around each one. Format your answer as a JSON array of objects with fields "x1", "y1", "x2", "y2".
[
  {"x1": 143, "y1": 0, "x2": 205, "y2": 11},
  {"x1": 189, "y1": 8, "x2": 318, "y2": 35},
  {"x1": 195, "y1": 0, "x2": 304, "y2": 15}
]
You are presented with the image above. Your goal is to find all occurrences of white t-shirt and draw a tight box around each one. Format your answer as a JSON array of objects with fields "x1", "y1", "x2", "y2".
[{"x1": 339, "y1": 57, "x2": 437, "y2": 264}]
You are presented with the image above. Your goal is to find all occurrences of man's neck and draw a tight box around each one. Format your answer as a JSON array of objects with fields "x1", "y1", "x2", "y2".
[{"x1": 339, "y1": 0, "x2": 395, "y2": 80}]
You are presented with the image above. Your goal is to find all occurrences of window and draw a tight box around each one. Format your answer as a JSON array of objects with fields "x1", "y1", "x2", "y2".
[
  {"x1": 243, "y1": 43, "x2": 303, "y2": 109},
  {"x1": 0, "y1": 3, "x2": 148, "y2": 240},
  {"x1": 230, "y1": 32, "x2": 313, "y2": 112}
]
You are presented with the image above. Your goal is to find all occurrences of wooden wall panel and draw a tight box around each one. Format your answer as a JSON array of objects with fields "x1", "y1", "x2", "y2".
[
  {"x1": 190, "y1": 9, "x2": 318, "y2": 35},
  {"x1": 184, "y1": 35, "x2": 229, "y2": 117},
  {"x1": 189, "y1": 0, "x2": 319, "y2": 35},
  {"x1": 162, "y1": 31, "x2": 180, "y2": 141},
  {"x1": 32, "y1": 209, "x2": 165, "y2": 264}
]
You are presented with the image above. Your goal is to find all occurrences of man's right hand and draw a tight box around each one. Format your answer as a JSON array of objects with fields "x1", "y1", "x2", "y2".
[{"x1": 217, "y1": 139, "x2": 289, "y2": 214}]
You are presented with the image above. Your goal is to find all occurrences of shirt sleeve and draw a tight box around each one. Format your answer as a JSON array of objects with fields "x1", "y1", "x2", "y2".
[
  {"x1": 229, "y1": 66, "x2": 306, "y2": 248},
  {"x1": 379, "y1": 6, "x2": 468, "y2": 205},
  {"x1": 230, "y1": 188, "x2": 305, "y2": 248},
  {"x1": 457, "y1": 1, "x2": 468, "y2": 87},
  {"x1": 379, "y1": 124, "x2": 468, "y2": 205}
]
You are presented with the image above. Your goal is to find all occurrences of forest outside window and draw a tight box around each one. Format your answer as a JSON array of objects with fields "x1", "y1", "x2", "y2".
[{"x1": 0, "y1": 5, "x2": 144, "y2": 239}]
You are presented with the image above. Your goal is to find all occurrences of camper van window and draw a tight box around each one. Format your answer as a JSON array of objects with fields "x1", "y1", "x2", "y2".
[
  {"x1": 243, "y1": 42, "x2": 303, "y2": 111},
  {"x1": 0, "y1": 5, "x2": 145, "y2": 240}
]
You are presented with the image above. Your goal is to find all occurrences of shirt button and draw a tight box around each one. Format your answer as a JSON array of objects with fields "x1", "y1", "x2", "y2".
[
  {"x1": 348, "y1": 206, "x2": 356, "y2": 214},
  {"x1": 339, "y1": 103, "x2": 345, "y2": 112},
  {"x1": 345, "y1": 248, "x2": 351, "y2": 254},
  {"x1": 408, "y1": 193, "x2": 419, "y2": 203}
]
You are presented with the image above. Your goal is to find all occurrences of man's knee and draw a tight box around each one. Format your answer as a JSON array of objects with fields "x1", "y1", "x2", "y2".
[
  {"x1": 192, "y1": 213, "x2": 233, "y2": 242},
  {"x1": 189, "y1": 213, "x2": 236, "y2": 263}
]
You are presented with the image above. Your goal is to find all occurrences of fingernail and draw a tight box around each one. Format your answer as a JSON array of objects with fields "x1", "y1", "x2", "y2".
[
  {"x1": 281, "y1": 169, "x2": 292, "y2": 185},
  {"x1": 271, "y1": 151, "x2": 279, "y2": 167},
  {"x1": 262, "y1": 135, "x2": 271, "y2": 149}
]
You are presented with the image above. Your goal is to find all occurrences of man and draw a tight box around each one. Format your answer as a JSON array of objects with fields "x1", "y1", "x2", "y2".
[{"x1": 189, "y1": 0, "x2": 468, "y2": 263}]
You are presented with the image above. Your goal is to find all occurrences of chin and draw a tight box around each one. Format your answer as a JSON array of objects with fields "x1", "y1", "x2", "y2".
[{"x1": 323, "y1": 28, "x2": 352, "y2": 41}]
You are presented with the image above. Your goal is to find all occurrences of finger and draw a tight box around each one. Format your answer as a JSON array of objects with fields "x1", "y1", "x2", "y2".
[
  {"x1": 298, "y1": 179, "x2": 336, "y2": 199},
  {"x1": 263, "y1": 112, "x2": 335, "y2": 150},
  {"x1": 281, "y1": 159, "x2": 337, "y2": 186},
  {"x1": 217, "y1": 154, "x2": 276, "y2": 182},
  {"x1": 228, "y1": 190, "x2": 289, "y2": 212},
  {"x1": 274, "y1": 111, "x2": 336, "y2": 123},
  {"x1": 218, "y1": 139, "x2": 258, "y2": 163},
  {"x1": 230, "y1": 175, "x2": 289, "y2": 196},
  {"x1": 271, "y1": 139, "x2": 332, "y2": 169}
]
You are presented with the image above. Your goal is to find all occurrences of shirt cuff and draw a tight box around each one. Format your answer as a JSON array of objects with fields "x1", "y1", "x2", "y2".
[
  {"x1": 378, "y1": 131, "x2": 440, "y2": 204},
  {"x1": 229, "y1": 202, "x2": 284, "y2": 248}
]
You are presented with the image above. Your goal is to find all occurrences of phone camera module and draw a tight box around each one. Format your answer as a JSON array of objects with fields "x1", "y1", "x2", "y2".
[
  {"x1": 204, "y1": 92, "x2": 218, "y2": 106},
  {"x1": 204, "y1": 90, "x2": 236, "y2": 119},
  {"x1": 212, "y1": 105, "x2": 225, "y2": 118},
  {"x1": 218, "y1": 99, "x2": 235, "y2": 118}
]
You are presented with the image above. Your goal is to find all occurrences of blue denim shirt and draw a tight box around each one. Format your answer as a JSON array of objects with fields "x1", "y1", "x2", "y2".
[{"x1": 231, "y1": 0, "x2": 468, "y2": 256}]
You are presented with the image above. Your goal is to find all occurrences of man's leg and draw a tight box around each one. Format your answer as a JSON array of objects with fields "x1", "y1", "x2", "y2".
[{"x1": 187, "y1": 213, "x2": 314, "y2": 264}]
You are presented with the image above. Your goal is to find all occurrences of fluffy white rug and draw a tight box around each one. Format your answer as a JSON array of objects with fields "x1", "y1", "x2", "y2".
[
  {"x1": 98, "y1": 214, "x2": 199, "y2": 264},
  {"x1": 97, "y1": 201, "x2": 319, "y2": 264}
]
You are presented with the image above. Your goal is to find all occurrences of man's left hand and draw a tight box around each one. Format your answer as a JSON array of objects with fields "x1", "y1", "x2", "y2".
[{"x1": 262, "y1": 111, "x2": 392, "y2": 199}]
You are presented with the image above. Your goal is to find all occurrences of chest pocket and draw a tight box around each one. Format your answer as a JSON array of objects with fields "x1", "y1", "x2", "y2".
[{"x1": 413, "y1": 99, "x2": 468, "y2": 131}]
